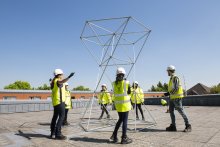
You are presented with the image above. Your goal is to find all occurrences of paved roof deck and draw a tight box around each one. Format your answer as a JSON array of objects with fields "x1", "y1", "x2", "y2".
[{"x1": 0, "y1": 106, "x2": 220, "y2": 147}]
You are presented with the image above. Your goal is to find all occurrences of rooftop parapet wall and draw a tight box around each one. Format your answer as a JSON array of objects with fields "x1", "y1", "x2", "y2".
[
  {"x1": 0, "y1": 99, "x2": 97, "y2": 114},
  {"x1": 145, "y1": 94, "x2": 220, "y2": 106},
  {"x1": 0, "y1": 90, "x2": 164, "y2": 100},
  {"x1": 1, "y1": 95, "x2": 220, "y2": 114}
]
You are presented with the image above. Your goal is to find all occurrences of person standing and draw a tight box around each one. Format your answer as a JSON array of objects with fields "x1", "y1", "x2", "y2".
[
  {"x1": 63, "y1": 83, "x2": 72, "y2": 126},
  {"x1": 98, "y1": 84, "x2": 111, "y2": 120},
  {"x1": 50, "y1": 69, "x2": 74, "y2": 139},
  {"x1": 109, "y1": 67, "x2": 132, "y2": 144},
  {"x1": 130, "y1": 81, "x2": 145, "y2": 120},
  {"x1": 164, "y1": 65, "x2": 192, "y2": 132}
]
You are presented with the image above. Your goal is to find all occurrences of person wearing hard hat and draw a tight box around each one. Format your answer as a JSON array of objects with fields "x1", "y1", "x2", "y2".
[
  {"x1": 63, "y1": 83, "x2": 72, "y2": 126},
  {"x1": 98, "y1": 84, "x2": 112, "y2": 120},
  {"x1": 109, "y1": 67, "x2": 132, "y2": 144},
  {"x1": 164, "y1": 65, "x2": 191, "y2": 132},
  {"x1": 130, "y1": 81, "x2": 145, "y2": 120},
  {"x1": 50, "y1": 69, "x2": 74, "y2": 140}
]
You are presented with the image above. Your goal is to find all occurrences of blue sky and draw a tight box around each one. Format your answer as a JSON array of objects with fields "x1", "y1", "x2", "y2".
[{"x1": 0, "y1": 0, "x2": 219, "y2": 91}]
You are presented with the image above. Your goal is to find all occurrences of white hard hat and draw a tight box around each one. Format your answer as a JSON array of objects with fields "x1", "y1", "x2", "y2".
[
  {"x1": 65, "y1": 83, "x2": 69, "y2": 86},
  {"x1": 101, "y1": 84, "x2": 107, "y2": 87},
  {"x1": 116, "y1": 67, "x2": 126, "y2": 75},
  {"x1": 134, "y1": 81, "x2": 138, "y2": 85},
  {"x1": 54, "y1": 69, "x2": 63, "y2": 76},
  {"x1": 167, "y1": 65, "x2": 175, "y2": 71}
]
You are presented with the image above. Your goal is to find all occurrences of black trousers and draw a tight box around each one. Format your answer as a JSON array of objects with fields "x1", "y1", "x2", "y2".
[
  {"x1": 50, "y1": 102, "x2": 65, "y2": 136},
  {"x1": 113, "y1": 111, "x2": 129, "y2": 138},
  {"x1": 63, "y1": 109, "x2": 69, "y2": 123},
  {"x1": 100, "y1": 104, "x2": 109, "y2": 118},
  {"x1": 132, "y1": 103, "x2": 144, "y2": 118}
]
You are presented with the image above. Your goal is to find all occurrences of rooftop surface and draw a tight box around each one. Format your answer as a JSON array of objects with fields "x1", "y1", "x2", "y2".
[{"x1": 0, "y1": 105, "x2": 220, "y2": 147}]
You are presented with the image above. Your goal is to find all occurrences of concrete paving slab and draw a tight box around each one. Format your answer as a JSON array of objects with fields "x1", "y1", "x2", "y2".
[
  {"x1": 1, "y1": 106, "x2": 220, "y2": 147},
  {"x1": 166, "y1": 139, "x2": 205, "y2": 147},
  {"x1": 208, "y1": 136, "x2": 220, "y2": 145},
  {"x1": 204, "y1": 143, "x2": 220, "y2": 147}
]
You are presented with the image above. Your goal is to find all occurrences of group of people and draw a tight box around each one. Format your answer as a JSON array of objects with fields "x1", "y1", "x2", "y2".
[
  {"x1": 49, "y1": 65, "x2": 192, "y2": 144},
  {"x1": 97, "y1": 81, "x2": 145, "y2": 121}
]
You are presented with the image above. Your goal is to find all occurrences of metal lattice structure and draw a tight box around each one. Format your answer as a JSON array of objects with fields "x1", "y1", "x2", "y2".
[{"x1": 79, "y1": 16, "x2": 155, "y2": 131}]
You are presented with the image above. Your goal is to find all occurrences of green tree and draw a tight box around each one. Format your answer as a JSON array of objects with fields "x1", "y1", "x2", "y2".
[
  {"x1": 163, "y1": 83, "x2": 168, "y2": 91},
  {"x1": 150, "y1": 85, "x2": 156, "y2": 92},
  {"x1": 157, "y1": 81, "x2": 163, "y2": 89},
  {"x1": 149, "y1": 81, "x2": 168, "y2": 92},
  {"x1": 210, "y1": 83, "x2": 220, "y2": 94},
  {"x1": 4, "y1": 81, "x2": 32, "y2": 90},
  {"x1": 73, "y1": 85, "x2": 91, "y2": 91},
  {"x1": 36, "y1": 84, "x2": 51, "y2": 90}
]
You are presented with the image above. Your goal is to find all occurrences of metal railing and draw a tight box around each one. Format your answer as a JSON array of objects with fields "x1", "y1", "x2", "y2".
[{"x1": 0, "y1": 98, "x2": 98, "y2": 114}]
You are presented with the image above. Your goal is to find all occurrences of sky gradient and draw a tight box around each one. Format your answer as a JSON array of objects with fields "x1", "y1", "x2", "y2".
[{"x1": 0, "y1": 0, "x2": 219, "y2": 91}]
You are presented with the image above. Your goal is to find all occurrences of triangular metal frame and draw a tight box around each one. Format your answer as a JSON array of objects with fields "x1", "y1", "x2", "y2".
[{"x1": 79, "y1": 16, "x2": 155, "y2": 132}]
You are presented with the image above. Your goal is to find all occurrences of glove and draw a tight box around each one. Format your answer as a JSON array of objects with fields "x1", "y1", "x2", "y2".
[
  {"x1": 164, "y1": 92, "x2": 170, "y2": 97},
  {"x1": 68, "y1": 72, "x2": 75, "y2": 78}
]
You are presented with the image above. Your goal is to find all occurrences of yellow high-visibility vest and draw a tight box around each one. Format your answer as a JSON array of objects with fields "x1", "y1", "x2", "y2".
[
  {"x1": 168, "y1": 75, "x2": 184, "y2": 99},
  {"x1": 98, "y1": 90, "x2": 112, "y2": 104},
  {"x1": 65, "y1": 90, "x2": 72, "y2": 109},
  {"x1": 112, "y1": 80, "x2": 131, "y2": 112},
  {"x1": 51, "y1": 78, "x2": 66, "y2": 106},
  {"x1": 130, "y1": 87, "x2": 144, "y2": 104}
]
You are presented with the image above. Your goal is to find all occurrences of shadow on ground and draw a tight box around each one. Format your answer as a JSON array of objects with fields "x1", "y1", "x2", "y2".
[
  {"x1": 70, "y1": 137, "x2": 109, "y2": 143},
  {"x1": 15, "y1": 130, "x2": 49, "y2": 140},
  {"x1": 139, "y1": 128, "x2": 167, "y2": 132},
  {"x1": 38, "y1": 122, "x2": 51, "y2": 126}
]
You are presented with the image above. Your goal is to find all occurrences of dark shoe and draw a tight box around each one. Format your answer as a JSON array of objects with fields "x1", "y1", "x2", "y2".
[
  {"x1": 55, "y1": 134, "x2": 67, "y2": 140},
  {"x1": 98, "y1": 117, "x2": 102, "y2": 120},
  {"x1": 142, "y1": 117, "x2": 145, "y2": 121},
  {"x1": 183, "y1": 124, "x2": 192, "y2": 132},
  {"x1": 166, "y1": 124, "x2": 177, "y2": 131},
  {"x1": 107, "y1": 115, "x2": 110, "y2": 119},
  {"x1": 63, "y1": 121, "x2": 70, "y2": 126},
  {"x1": 109, "y1": 135, "x2": 118, "y2": 143},
  {"x1": 121, "y1": 136, "x2": 132, "y2": 144},
  {"x1": 136, "y1": 117, "x2": 140, "y2": 120}
]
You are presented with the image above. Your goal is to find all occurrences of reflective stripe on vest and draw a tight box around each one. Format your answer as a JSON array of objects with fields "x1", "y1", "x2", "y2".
[
  {"x1": 131, "y1": 87, "x2": 144, "y2": 104},
  {"x1": 168, "y1": 75, "x2": 184, "y2": 99},
  {"x1": 114, "y1": 80, "x2": 128, "y2": 104},
  {"x1": 65, "y1": 90, "x2": 72, "y2": 109},
  {"x1": 51, "y1": 78, "x2": 66, "y2": 106},
  {"x1": 112, "y1": 80, "x2": 131, "y2": 112},
  {"x1": 114, "y1": 99, "x2": 130, "y2": 104},
  {"x1": 98, "y1": 91, "x2": 111, "y2": 104},
  {"x1": 170, "y1": 93, "x2": 184, "y2": 98},
  {"x1": 114, "y1": 94, "x2": 128, "y2": 97}
]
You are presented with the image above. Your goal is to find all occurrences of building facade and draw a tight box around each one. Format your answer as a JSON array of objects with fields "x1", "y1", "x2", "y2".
[{"x1": 0, "y1": 90, "x2": 164, "y2": 100}]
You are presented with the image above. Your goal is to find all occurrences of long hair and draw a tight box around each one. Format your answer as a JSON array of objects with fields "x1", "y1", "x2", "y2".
[
  {"x1": 50, "y1": 75, "x2": 59, "y2": 89},
  {"x1": 115, "y1": 74, "x2": 125, "y2": 85}
]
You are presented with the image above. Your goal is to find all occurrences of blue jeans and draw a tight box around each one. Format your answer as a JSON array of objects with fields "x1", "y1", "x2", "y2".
[{"x1": 169, "y1": 99, "x2": 189, "y2": 126}]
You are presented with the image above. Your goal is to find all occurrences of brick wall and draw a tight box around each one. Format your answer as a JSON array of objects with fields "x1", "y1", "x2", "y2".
[{"x1": 0, "y1": 90, "x2": 164, "y2": 100}]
